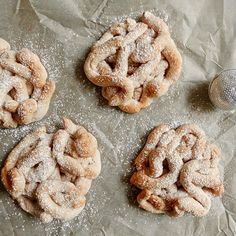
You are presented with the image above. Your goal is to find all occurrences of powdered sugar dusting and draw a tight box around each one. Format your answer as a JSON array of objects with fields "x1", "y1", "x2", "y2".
[
  {"x1": 0, "y1": 1, "x2": 231, "y2": 236},
  {"x1": 8, "y1": 33, "x2": 65, "y2": 83}
]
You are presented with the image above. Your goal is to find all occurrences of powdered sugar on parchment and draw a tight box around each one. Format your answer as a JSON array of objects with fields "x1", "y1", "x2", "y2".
[{"x1": 0, "y1": 7, "x2": 230, "y2": 236}]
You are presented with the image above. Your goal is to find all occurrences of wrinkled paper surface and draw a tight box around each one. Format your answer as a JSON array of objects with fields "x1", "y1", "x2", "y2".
[{"x1": 0, "y1": 0, "x2": 236, "y2": 235}]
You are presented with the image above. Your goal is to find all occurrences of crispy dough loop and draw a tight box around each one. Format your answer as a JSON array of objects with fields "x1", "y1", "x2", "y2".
[
  {"x1": 130, "y1": 123, "x2": 224, "y2": 217},
  {"x1": 53, "y1": 118, "x2": 101, "y2": 179},
  {"x1": 84, "y1": 11, "x2": 182, "y2": 113},
  {"x1": 36, "y1": 180, "x2": 86, "y2": 221},
  {"x1": 0, "y1": 38, "x2": 55, "y2": 128},
  {"x1": 1, "y1": 118, "x2": 101, "y2": 222}
]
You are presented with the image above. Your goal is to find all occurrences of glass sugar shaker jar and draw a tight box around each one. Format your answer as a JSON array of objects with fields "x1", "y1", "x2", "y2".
[{"x1": 208, "y1": 69, "x2": 236, "y2": 110}]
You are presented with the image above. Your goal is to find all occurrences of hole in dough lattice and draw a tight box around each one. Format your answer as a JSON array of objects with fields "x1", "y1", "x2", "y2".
[
  {"x1": 130, "y1": 123, "x2": 224, "y2": 217},
  {"x1": 1, "y1": 118, "x2": 101, "y2": 222},
  {"x1": 84, "y1": 11, "x2": 182, "y2": 113},
  {"x1": 0, "y1": 38, "x2": 55, "y2": 128}
]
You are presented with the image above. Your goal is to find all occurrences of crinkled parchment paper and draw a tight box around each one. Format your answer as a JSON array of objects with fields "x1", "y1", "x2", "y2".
[{"x1": 0, "y1": 0, "x2": 236, "y2": 235}]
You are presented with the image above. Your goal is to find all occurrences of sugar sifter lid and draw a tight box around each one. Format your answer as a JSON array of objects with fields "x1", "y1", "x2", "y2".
[{"x1": 208, "y1": 69, "x2": 236, "y2": 110}]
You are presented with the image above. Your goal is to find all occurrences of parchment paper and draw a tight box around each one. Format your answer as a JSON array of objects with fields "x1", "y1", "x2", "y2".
[{"x1": 0, "y1": 0, "x2": 236, "y2": 235}]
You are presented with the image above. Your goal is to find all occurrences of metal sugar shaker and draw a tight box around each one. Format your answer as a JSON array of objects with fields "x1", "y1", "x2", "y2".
[{"x1": 208, "y1": 69, "x2": 236, "y2": 110}]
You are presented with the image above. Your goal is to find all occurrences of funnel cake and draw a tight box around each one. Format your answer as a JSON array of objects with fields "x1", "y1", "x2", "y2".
[
  {"x1": 0, "y1": 38, "x2": 55, "y2": 128},
  {"x1": 130, "y1": 124, "x2": 224, "y2": 217},
  {"x1": 84, "y1": 11, "x2": 182, "y2": 113},
  {"x1": 1, "y1": 118, "x2": 101, "y2": 222}
]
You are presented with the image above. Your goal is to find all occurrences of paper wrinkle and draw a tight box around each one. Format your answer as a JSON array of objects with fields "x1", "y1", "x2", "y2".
[
  {"x1": 225, "y1": 211, "x2": 236, "y2": 235},
  {"x1": 14, "y1": 0, "x2": 21, "y2": 15},
  {"x1": 0, "y1": 0, "x2": 236, "y2": 235},
  {"x1": 89, "y1": 0, "x2": 109, "y2": 22},
  {"x1": 91, "y1": 124, "x2": 118, "y2": 165},
  {"x1": 30, "y1": 12, "x2": 79, "y2": 43},
  {"x1": 29, "y1": 0, "x2": 86, "y2": 22},
  {"x1": 214, "y1": 113, "x2": 236, "y2": 140}
]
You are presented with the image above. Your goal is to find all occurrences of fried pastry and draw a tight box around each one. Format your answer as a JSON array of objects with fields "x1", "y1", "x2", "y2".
[
  {"x1": 1, "y1": 118, "x2": 101, "y2": 222},
  {"x1": 0, "y1": 38, "x2": 55, "y2": 128},
  {"x1": 130, "y1": 123, "x2": 224, "y2": 217},
  {"x1": 84, "y1": 12, "x2": 182, "y2": 113}
]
